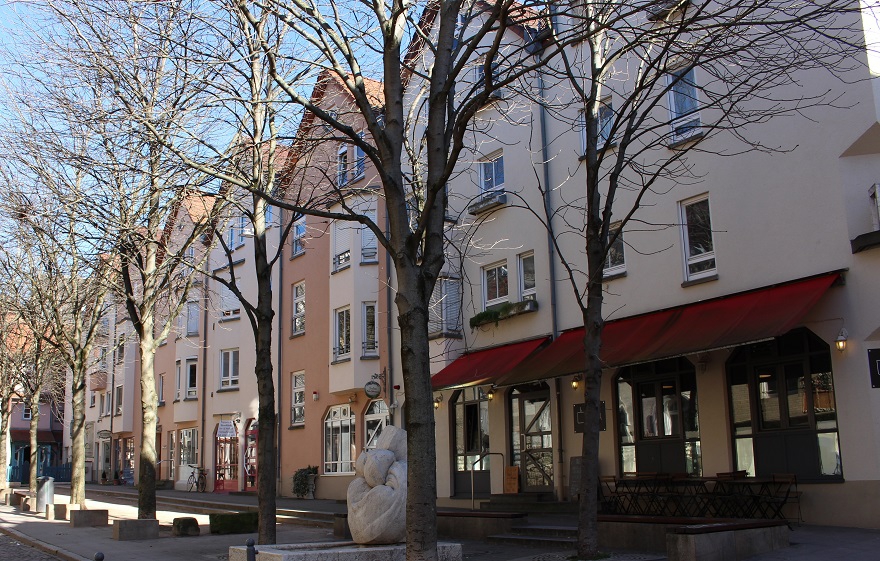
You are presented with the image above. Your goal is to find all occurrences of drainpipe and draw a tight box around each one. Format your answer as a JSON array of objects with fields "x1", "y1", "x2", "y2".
[
  {"x1": 199, "y1": 277, "x2": 208, "y2": 477},
  {"x1": 384, "y1": 208, "x2": 396, "y2": 425},
  {"x1": 534, "y1": 42, "x2": 564, "y2": 501},
  {"x1": 276, "y1": 218, "x2": 284, "y2": 491}
]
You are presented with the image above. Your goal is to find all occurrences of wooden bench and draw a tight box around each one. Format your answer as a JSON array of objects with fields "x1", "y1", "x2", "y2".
[{"x1": 667, "y1": 519, "x2": 789, "y2": 561}]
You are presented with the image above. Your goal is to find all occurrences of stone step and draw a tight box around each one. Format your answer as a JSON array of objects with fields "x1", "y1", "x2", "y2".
[
  {"x1": 508, "y1": 524, "x2": 578, "y2": 539},
  {"x1": 479, "y1": 501, "x2": 578, "y2": 514},
  {"x1": 486, "y1": 533, "x2": 576, "y2": 549}
]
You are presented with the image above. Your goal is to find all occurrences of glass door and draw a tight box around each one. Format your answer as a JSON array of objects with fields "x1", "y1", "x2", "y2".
[{"x1": 512, "y1": 384, "x2": 553, "y2": 492}]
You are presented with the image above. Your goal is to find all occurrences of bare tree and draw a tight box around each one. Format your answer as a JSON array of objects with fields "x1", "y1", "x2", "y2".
[{"x1": 521, "y1": 2, "x2": 864, "y2": 557}]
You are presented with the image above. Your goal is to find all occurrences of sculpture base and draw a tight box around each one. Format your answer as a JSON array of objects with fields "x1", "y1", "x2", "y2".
[{"x1": 229, "y1": 541, "x2": 462, "y2": 561}]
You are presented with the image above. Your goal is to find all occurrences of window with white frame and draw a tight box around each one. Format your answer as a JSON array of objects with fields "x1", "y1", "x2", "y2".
[
  {"x1": 361, "y1": 205, "x2": 378, "y2": 263},
  {"x1": 667, "y1": 66, "x2": 701, "y2": 143},
  {"x1": 364, "y1": 400, "x2": 390, "y2": 449},
  {"x1": 219, "y1": 283, "x2": 241, "y2": 319},
  {"x1": 334, "y1": 307, "x2": 351, "y2": 360},
  {"x1": 581, "y1": 98, "x2": 614, "y2": 153},
  {"x1": 115, "y1": 385, "x2": 123, "y2": 415},
  {"x1": 99, "y1": 346, "x2": 108, "y2": 370},
  {"x1": 870, "y1": 183, "x2": 880, "y2": 231},
  {"x1": 680, "y1": 195, "x2": 716, "y2": 280},
  {"x1": 179, "y1": 428, "x2": 198, "y2": 468},
  {"x1": 184, "y1": 246, "x2": 195, "y2": 275},
  {"x1": 227, "y1": 214, "x2": 247, "y2": 248},
  {"x1": 22, "y1": 405, "x2": 32, "y2": 420},
  {"x1": 186, "y1": 301, "x2": 199, "y2": 335},
  {"x1": 332, "y1": 220, "x2": 352, "y2": 271},
  {"x1": 604, "y1": 222, "x2": 626, "y2": 276},
  {"x1": 474, "y1": 59, "x2": 501, "y2": 95},
  {"x1": 185, "y1": 358, "x2": 198, "y2": 398},
  {"x1": 291, "y1": 371, "x2": 305, "y2": 426},
  {"x1": 354, "y1": 132, "x2": 366, "y2": 179},
  {"x1": 220, "y1": 349, "x2": 239, "y2": 388},
  {"x1": 324, "y1": 405, "x2": 356, "y2": 473},
  {"x1": 483, "y1": 261, "x2": 509, "y2": 309},
  {"x1": 362, "y1": 302, "x2": 378, "y2": 356},
  {"x1": 337, "y1": 144, "x2": 349, "y2": 186},
  {"x1": 264, "y1": 204, "x2": 275, "y2": 228},
  {"x1": 479, "y1": 152, "x2": 504, "y2": 195},
  {"x1": 175, "y1": 360, "x2": 181, "y2": 401},
  {"x1": 115, "y1": 335, "x2": 125, "y2": 364},
  {"x1": 158, "y1": 374, "x2": 165, "y2": 405},
  {"x1": 104, "y1": 391, "x2": 112, "y2": 416},
  {"x1": 292, "y1": 216, "x2": 307, "y2": 256},
  {"x1": 429, "y1": 277, "x2": 462, "y2": 335},
  {"x1": 99, "y1": 394, "x2": 105, "y2": 416},
  {"x1": 292, "y1": 282, "x2": 306, "y2": 335},
  {"x1": 519, "y1": 252, "x2": 536, "y2": 301},
  {"x1": 89, "y1": 390, "x2": 96, "y2": 408}
]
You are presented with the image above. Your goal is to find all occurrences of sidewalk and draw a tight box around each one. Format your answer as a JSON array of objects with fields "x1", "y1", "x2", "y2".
[{"x1": 1, "y1": 483, "x2": 879, "y2": 561}]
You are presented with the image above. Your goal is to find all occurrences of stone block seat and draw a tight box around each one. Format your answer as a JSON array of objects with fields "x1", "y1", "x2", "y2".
[{"x1": 666, "y1": 519, "x2": 789, "y2": 561}]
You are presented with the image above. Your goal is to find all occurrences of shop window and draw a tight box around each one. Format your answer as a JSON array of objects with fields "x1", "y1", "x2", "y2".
[
  {"x1": 324, "y1": 405, "x2": 356, "y2": 474},
  {"x1": 453, "y1": 387, "x2": 490, "y2": 472},
  {"x1": 726, "y1": 328, "x2": 842, "y2": 481},
  {"x1": 364, "y1": 400, "x2": 391, "y2": 449}
]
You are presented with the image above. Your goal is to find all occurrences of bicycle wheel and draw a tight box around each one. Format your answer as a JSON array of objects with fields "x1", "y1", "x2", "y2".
[
  {"x1": 197, "y1": 474, "x2": 207, "y2": 493},
  {"x1": 188, "y1": 474, "x2": 196, "y2": 492}
]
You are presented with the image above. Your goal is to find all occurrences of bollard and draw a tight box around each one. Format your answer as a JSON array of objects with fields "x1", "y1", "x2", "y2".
[
  {"x1": 94, "y1": 554, "x2": 104, "y2": 561},
  {"x1": 246, "y1": 538, "x2": 257, "y2": 561}
]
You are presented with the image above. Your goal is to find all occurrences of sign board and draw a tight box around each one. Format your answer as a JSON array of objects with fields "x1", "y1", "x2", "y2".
[
  {"x1": 216, "y1": 420, "x2": 237, "y2": 439},
  {"x1": 96, "y1": 430, "x2": 112, "y2": 440},
  {"x1": 869, "y1": 349, "x2": 880, "y2": 389},
  {"x1": 504, "y1": 466, "x2": 520, "y2": 494},
  {"x1": 573, "y1": 401, "x2": 606, "y2": 434},
  {"x1": 364, "y1": 380, "x2": 382, "y2": 399}
]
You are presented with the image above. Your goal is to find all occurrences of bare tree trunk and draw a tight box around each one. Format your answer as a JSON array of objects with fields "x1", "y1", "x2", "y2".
[
  {"x1": 254, "y1": 234, "x2": 277, "y2": 545},
  {"x1": 0, "y1": 391, "x2": 9, "y2": 490},
  {"x1": 69, "y1": 358, "x2": 87, "y2": 505},
  {"x1": 138, "y1": 336, "x2": 158, "y2": 519},
  {"x1": 396, "y1": 265, "x2": 438, "y2": 561},
  {"x1": 28, "y1": 394, "x2": 39, "y2": 495}
]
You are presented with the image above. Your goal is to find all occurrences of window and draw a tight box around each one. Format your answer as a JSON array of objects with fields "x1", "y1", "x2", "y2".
[
  {"x1": 220, "y1": 349, "x2": 240, "y2": 388},
  {"x1": 186, "y1": 301, "x2": 200, "y2": 335},
  {"x1": 332, "y1": 220, "x2": 351, "y2": 271},
  {"x1": 680, "y1": 196, "x2": 716, "y2": 280},
  {"x1": 361, "y1": 205, "x2": 378, "y2": 263},
  {"x1": 337, "y1": 144, "x2": 349, "y2": 186},
  {"x1": 265, "y1": 204, "x2": 275, "y2": 227},
  {"x1": 479, "y1": 152, "x2": 504, "y2": 194},
  {"x1": 519, "y1": 252, "x2": 536, "y2": 301},
  {"x1": 185, "y1": 358, "x2": 198, "y2": 398},
  {"x1": 99, "y1": 395, "x2": 105, "y2": 417},
  {"x1": 292, "y1": 216, "x2": 306, "y2": 256},
  {"x1": 183, "y1": 246, "x2": 195, "y2": 275},
  {"x1": 115, "y1": 335, "x2": 125, "y2": 364},
  {"x1": 175, "y1": 360, "x2": 181, "y2": 401},
  {"x1": 364, "y1": 400, "x2": 390, "y2": 449},
  {"x1": 115, "y1": 386, "x2": 123, "y2": 415},
  {"x1": 581, "y1": 99, "x2": 614, "y2": 153},
  {"x1": 483, "y1": 261, "x2": 509, "y2": 308},
  {"x1": 362, "y1": 302, "x2": 378, "y2": 357},
  {"x1": 616, "y1": 357, "x2": 701, "y2": 476},
  {"x1": 168, "y1": 431, "x2": 176, "y2": 480},
  {"x1": 667, "y1": 67, "x2": 701, "y2": 142},
  {"x1": 324, "y1": 405, "x2": 356, "y2": 473},
  {"x1": 179, "y1": 428, "x2": 198, "y2": 468},
  {"x1": 453, "y1": 387, "x2": 490, "y2": 471},
  {"x1": 292, "y1": 282, "x2": 306, "y2": 335},
  {"x1": 354, "y1": 133, "x2": 366, "y2": 179},
  {"x1": 291, "y1": 371, "x2": 305, "y2": 426},
  {"x1": 727, "y1": 328, "x2": 842, "y2": 481},
  {"x1": 89, "y1": 390, "x2": 96, "y2": 408},
  {"x1": 604, "y1": 223, "x2": 626, "y2": 276},
  {"x1": 158, "y1": 374, "x2": 165, "y2": 405},
  {"x1": 104, "y1": 391, "x2": 112, "y2": 416},
  {"x1": 474, "y1": 59, "x2": 501, "y2": 96},
  {"x1": 22, "y1": 405, "x2": 32, "y2": 421},
  {"x1": 99, "y1": 346, "x2": 108, "y2": 370},
  {"x1": 227, "y1": 214, "x2": 247, "y2": 248},
  {"x1": 871, "y1": 183, "x2": 880, "y2": 231},
  {"x1": 334, "y1": 307, "x2": 351, "y2": 360},
  {"x1": 219, "y1": 283, "x2": 240, "y2": 319},
  {"x1": 429, "y1": 277, "x2": 462, "y2": 336}
]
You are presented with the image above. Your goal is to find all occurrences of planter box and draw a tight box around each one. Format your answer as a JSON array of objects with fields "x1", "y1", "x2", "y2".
[{"x1": 470, "y1": 299, "x2": 538, "y2": 329}]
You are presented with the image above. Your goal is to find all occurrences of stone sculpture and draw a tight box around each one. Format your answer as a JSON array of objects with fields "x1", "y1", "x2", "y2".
[{"x1": 346, "y1": 425, "x2": 407, "y2": 544}]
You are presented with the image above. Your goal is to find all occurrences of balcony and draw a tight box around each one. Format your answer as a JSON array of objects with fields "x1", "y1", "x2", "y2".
[
  {"x1": 469, "y1": 299, "x2": 539, "y2": 329},
  {"x1": 468, "y1": 190, "x2": 507, "y2": 215}
]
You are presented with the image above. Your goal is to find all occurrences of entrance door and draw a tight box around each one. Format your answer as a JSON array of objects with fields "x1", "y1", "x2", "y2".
[
  {"x1": 511, "y1": 383, "x2": 554, "y2": 492},
  {"x1": 244, "y1": 419, "x2": 258, "y2": 491}
]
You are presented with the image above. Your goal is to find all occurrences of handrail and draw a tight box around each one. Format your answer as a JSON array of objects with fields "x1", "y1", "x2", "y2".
[{"x1": 471, "y1": 452, "x2": 505, "y2": 511}]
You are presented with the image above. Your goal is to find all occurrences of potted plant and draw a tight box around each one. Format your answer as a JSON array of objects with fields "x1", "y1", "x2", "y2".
[{"x1": 292, "y1": 465, "x2": 318, "y2": 499}]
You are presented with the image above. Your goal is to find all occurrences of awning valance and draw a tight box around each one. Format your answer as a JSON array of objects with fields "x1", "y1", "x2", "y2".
[
  {"x1": 431, "y1": 336, "x2": 551, "y2": 390},
  {"x1": 499, "y1": 272, "x2": 840, "y2": 386}
]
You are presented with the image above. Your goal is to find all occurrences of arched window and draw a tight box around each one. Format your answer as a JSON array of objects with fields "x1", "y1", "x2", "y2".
[
  {"x1": 324, "y1": 405, "x2": 356, "y2": 473},
  {"x1": 364, "y1": 400, "x2": 390, "y2": 449}
]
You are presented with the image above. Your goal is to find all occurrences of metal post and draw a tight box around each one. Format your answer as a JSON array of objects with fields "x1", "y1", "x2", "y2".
[{"x1": 246, "y1": 538, "x2": 257, "y2": 561}]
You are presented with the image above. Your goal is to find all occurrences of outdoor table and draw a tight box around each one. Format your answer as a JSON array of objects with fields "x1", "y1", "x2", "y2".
[{"x1": 710, "y1": 477, "x2": 775, "y2": 518}]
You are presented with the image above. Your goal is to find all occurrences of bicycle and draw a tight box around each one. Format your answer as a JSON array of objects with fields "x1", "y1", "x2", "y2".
[{"x1": 187, "y1": 464, "x2": 207, "y2": 493}]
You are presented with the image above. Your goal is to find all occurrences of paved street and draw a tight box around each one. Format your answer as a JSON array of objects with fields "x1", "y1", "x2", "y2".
[{"x1": 0, "y1": 533, "x2": 65, "y2": 561}]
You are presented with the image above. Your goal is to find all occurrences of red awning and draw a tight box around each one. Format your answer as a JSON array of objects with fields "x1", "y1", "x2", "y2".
[
  {"x1": 431, "y1": 336, "x2": 551, "y2": 390},
  {"x1": 499, "y1": 272, "x2": 840, "y2": 385},
  {"x1": 9, "y1": 429, "x2": 60, "y2": 444}
]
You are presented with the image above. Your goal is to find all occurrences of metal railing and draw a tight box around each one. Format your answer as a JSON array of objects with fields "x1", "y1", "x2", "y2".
[{"x1": 471, "y1": 452, "x2": 505, "y2": 511}]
